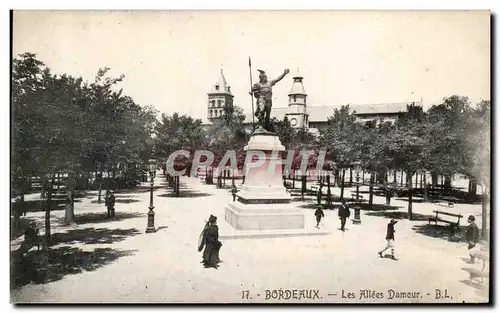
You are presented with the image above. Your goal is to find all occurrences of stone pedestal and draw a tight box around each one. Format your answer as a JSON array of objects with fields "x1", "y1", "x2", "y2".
[{"x1": 225, "y1": 128, "x2": 305, "y2": 231}]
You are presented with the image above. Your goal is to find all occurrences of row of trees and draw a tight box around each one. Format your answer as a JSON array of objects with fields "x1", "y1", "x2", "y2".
[
  {"x1": 12, "y1": 53, "x2": 157, "y2": 241},
  {"x1": 319, "y1": 97, "x2": 490, "y2": 238}
]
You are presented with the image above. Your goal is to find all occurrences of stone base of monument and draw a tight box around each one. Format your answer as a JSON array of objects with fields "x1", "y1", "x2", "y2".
[
  {"x1": 221, "y1": 202, "x2": 331, "y2": 239},
  {"x1": 222, "y1": 127, "x2": 331, "y2": 239},
  {"x1": 225, "y1": 202, "x2": 304, "y2": 230}
]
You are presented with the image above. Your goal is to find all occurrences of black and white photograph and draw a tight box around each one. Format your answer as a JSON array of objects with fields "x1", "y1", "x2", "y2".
[{"x1": 9, "y1": 10, "x2": 491, "y2": 304}]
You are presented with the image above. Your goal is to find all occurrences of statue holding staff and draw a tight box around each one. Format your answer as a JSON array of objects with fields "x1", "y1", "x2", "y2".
[{"x1": 249, "y1": 68, "x2": 290, "y2": 132}]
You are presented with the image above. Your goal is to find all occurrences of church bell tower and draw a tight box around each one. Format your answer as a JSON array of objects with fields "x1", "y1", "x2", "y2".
[{"x1": 207, "y1": 69, "x2": 234, "y2": 121}]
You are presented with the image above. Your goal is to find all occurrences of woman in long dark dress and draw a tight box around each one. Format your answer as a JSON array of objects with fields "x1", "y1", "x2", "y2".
[{"x1": 199, "y1": 215, "x2": 222, "y2": 268}]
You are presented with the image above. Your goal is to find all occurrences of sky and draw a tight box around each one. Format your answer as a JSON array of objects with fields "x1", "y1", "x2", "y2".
[{"x1": 12, "y1": 10, "x2": 490, "y2": 121}]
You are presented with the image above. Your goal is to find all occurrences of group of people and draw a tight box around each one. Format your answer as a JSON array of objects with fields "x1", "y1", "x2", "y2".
[
  {"x1": 314, "y1": 200, "x2": 351, "y2": 231},
  {"x1": 314, "y1": 201, "x2": 482, "y2": 262}
]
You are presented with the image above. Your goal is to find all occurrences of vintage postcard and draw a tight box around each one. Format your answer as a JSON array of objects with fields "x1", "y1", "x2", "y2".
[{"x1": 10, "y1": 10, "x2": 491, "y2": 304}]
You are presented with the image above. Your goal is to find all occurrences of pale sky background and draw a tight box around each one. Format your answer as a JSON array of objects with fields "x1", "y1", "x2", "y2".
[{"x1": 12, "y1": 10, "x2": 490, "y2": 121}]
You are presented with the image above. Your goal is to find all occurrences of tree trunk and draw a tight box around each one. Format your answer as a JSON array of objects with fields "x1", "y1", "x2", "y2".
[
  {"x1": 406, "y1": 174, "x2": 412, "y2": 189},
  {"x1": 301, "y1": 174, "x2": 307, "y2": 194},
  {"x1": 431, "y1": 172, "x2": 438, "y2": 187},
  {"x1": 408, "y1": 187, "x2": 413, "y2": 220},
  {"x1": 327, "y1": 174, "x2": 331, "y2": 199},
  {"x1": 369, "y1": 172, "x2": 374, "y2": 208},
  {"x1": 340, "y1": 169, "x2": 346, "y2": 201},
  {"x1": 393, "y1": 170, "x2": 397, "y2": 185},
  {"x1": 41, "y1": 179, "x2": 46, "y2": 199},
  {"x1": 349, "y1": 168, "x2": 353, "y2": 185},
  {"x1": 481, "y1": 186, "x2": 489, "y2": 241},
  {"x1": 400, "y1": 170, "x2": 404, "y2": 187},
  {"x1": 98, "y1": 184, "x2": 103, "y2": 204},
  {"x1": 444, "y1": 175, "x2": 452, "y2": 191},
  {"x1": 362, "y1": 171, "x2": 365, "y2": 184},
  {"x1": 45, "y1": 188, "x2": 52, "y2": 244},
  {"x1": 471, "y1": 180, "x2": 477, "y2": 197},
  {"x1": 423, "y1": 172, "x2": 429, "y2": 202},
  {"x1": 292, "y1": 170, "x2": 295, "y2": 189},
  {"x1": 176, "y1": 176, "x2": 180, "y2": 197},
  {"x1": 377, "y1": 170, "x2": 385, "y2": 185},
  {"x1": 384, "y1": 172, "x2": 391, "y2": 205},
  {"x1": 64, "y1": 188, "x2": 75, "y2": 225}
]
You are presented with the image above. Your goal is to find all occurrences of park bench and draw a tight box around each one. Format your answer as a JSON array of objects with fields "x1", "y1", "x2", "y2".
[
  {"x1": 463, "y1": 249, "x2": 490, "y2": 284},
  {"x1": 428, "y1": 210, "x2": 463, "y2": 231}
]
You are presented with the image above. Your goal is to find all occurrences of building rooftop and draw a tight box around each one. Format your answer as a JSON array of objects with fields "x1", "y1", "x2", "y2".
[
  {"x1": 289, "y1": 76, "x2": 307, "y2": 96},
  {"x1": 238, "y1": 102, "x2": 422, "y2": 124},
  {"x1": 209, "y1": 70, "x2": 232, "y2": 95}
]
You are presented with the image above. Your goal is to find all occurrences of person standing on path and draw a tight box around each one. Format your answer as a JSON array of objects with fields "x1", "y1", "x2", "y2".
[
  {"x1": 378, "y1": 219, "x2": 398, "y2": 260},
  {"x1": 231, "y1": 184, "x2": 238, "y2": 202},
  {"x1": 338, "y1": 200, "x2": 350, "y2": 231},
  {"x1": 385, "y1": 185, "x2": 393, "y2": 205},
  {"x1": 314, "y1": 205, "x2": 325, "y2": 228},
  {"x1": 198, "y1": 215, "x2": 222, "y2": 269},
  {"x1": 105, "y1": 190, "x2": 116, "y2": 218},
  {"x1": 465, "y1": 215, "x2": 480, "y2": 263}
]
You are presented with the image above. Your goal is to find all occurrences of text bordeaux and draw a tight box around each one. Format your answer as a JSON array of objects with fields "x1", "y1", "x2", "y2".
[{"x1": 265, "y1": 289, "x2": 321, "y2": 300}]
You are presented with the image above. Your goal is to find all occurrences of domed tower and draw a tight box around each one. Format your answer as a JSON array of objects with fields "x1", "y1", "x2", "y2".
[
  {"x1": 207, "y1": 69, "x2": 234, "y2": 121},
  {"x1": 285, "y1": 70, "x2": 309, "y2": 128}
]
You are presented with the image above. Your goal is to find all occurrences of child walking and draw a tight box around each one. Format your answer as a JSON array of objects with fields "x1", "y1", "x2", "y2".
[
  {"x1": 314, "y1": 205, "x2": 325, "y2": 229},
  {"x1": 378, "y1": 219, "x2": 398, "y2": 260}
]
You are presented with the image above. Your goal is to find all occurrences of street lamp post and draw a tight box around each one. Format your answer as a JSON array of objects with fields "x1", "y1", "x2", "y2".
[
  {"x1": 146, "y1": 158, "x2": 157, "y2": 233},
  {"x1": 96, "y1": 162, "x2": 103, "y2": 204}
]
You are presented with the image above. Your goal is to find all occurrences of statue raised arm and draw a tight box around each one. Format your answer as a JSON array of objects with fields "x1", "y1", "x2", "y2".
[{"x1": 250, "y1": 68, "x2": 290, "y2": 132}]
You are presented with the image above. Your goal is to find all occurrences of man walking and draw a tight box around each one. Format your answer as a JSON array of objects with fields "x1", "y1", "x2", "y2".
[
  {"x1": 378, "y1": 219, "x2": 398, "y2": 260},
  {"x1": 230, "y1": 184, "x2": 238, "y2": 202},
  {"x1": 465, "y1": 215, "x2": 480, "y2": 263},
  {"x1": 314, "y1": 205, "x2": 325, "y2": 229},
  {"x1": 338, "y1": 200, "x2": 350, "y2": 231}
]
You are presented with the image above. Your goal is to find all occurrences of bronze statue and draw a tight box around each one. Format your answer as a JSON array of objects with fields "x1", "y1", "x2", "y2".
[{"x1": 250, "y1": 68, "x2": 290, "y2": 131}]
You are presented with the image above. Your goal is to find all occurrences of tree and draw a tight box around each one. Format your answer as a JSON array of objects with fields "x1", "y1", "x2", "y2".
[
  {"x1": 12, "y1": 53, "x2": 158, "y2": 236},
  {"x1": 465, "y1": 100, "x2": 490, "y2": 240},
  {"x1": 272, "y1": 116, "x2": 296, "y2": 149},
  {"x1": 320, "y1": 105, "x2": 359, "y2": 201},
  {"x1": 392, "y1": 103, "x2": 430, "y2": 219},
  {"x1": 205, "y1": 105, "x2": 249, "y2": 170},
  {"x1": 426, "y1": 96, "x2": 470, "y2": 190}
]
